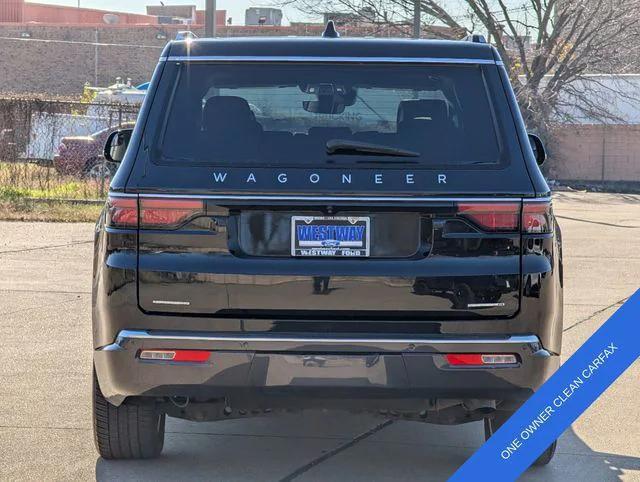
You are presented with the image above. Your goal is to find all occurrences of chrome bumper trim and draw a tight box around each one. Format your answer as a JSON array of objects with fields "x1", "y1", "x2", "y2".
[{"x1": 100, "y1": 330, "x2": 548, "y2": 355}]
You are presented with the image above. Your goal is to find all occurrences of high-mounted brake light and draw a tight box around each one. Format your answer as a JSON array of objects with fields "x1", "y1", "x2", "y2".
[
  {"x1": 457, "y1": 202, "x2": 520, "y2": 232},
  {"x1": 106, "y1": 196, "x2": 137, "y2": 228},
  {"x1": 140, "y1": 198, "x2": 204, "y2": 228},
  {"x1": 445, "y1": 354, "x2": 518, "y2": 366},
  {"x1": 139, "y1": 349, "x2": 211, "y2": 363},
  {"x1": 522, "y1": 201, "x2": 553, "y2": 234}
]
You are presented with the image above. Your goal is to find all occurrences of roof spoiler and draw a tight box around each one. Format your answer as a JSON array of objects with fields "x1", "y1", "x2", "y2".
[{"x1": 462, "y1": 33, "x2": 487, "y2": 43}]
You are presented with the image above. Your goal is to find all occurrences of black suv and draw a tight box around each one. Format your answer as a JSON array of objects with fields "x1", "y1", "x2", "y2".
[{"x1": 93, "y1": 32, "x2": 562, "y2": 464}]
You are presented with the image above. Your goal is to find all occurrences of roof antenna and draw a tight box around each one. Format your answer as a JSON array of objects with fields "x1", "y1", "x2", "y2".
[{"x1": 322, "y1": 20, "x2": 340, "y2": 38}]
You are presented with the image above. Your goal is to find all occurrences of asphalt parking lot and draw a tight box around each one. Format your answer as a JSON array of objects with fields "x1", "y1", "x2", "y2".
[{"x1": 0, "y1": 191, "x2": 638, "y2": 481}]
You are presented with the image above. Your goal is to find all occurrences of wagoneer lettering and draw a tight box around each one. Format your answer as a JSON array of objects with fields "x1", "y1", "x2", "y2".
[{"x1": 93, "y1": 29, "x2": 561, "y2": 466}]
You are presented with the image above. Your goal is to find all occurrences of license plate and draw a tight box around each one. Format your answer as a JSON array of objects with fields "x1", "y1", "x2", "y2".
[{"x1": 291, "y1": 216, "x2": 370, "y2": 257}]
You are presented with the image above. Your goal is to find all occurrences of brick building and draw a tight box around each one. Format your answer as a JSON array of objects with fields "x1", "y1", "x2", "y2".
[
  {"x1": 0, "y1": 2, "x2": 454, "y2": 96},
  {"x1": 1, "y1": 1, "x2": 157, "y2": 24}
]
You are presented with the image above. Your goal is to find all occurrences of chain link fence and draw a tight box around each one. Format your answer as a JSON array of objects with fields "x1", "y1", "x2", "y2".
[{"x1": 0, "y1": 96, "x2": 140, "y2": 203}]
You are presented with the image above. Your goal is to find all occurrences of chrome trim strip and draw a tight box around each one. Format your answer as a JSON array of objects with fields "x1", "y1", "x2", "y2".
[
  {"x1": 138, "y1": 194, "x2": 548, "y2": 203},
  {"x1": 164, "y1": 55, "x2": 498, "y2": 65},
  {"x1": 107, "y1": 192, "x2": 137, "y2": 198},
  {"x1": 152, "y1": 300, "x2": 191, "y2": 306},
  {"x1": 467, "y1": 302, "x2": 506, "y2": 308},
  {"x1": 103, "y1": 330, "x2": 543, "y2": 354}
]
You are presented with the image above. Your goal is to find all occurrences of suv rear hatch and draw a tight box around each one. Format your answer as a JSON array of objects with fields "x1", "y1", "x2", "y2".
[
  {"x1": 108, "y1": 195, "x2": 533, "y2": 319},
  {"x1": 118, "y1": 58, "x2": 541, "y2": 322}
]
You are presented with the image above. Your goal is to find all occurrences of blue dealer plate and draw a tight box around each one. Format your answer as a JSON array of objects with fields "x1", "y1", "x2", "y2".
[{"x1": 291, "y1": 216, "x2": 370, "y2": 257}]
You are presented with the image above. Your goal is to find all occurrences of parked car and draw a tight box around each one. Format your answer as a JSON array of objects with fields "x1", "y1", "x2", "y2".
[
  {"x1": 93, "y1": 28, "x2": 562, "y2": 466},
  {"x1": 53, "y1": 123, "x2": 134, "y2": 179}
]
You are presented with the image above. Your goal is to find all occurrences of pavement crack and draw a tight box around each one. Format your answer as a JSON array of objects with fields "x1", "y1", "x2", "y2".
[
  {"x1": 563, "y1": 296, "x2": 629, "y2": 333},
  {"x1": 279, "y1": 419, "x2": 394, "y2": 482},
  {"x1": 0, "y1": 240, "x2": 92, "y2": 256}
]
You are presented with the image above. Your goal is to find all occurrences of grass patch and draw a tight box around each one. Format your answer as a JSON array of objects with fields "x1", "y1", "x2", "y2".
[
  {"x1": 0, "y1": 161, "x2": 108, "y2": 201},
  {"x1": 0, "y1": 199, "x2": 103, "y2": 222},
  {"x1": 0, "y1": 161, "x2": 106, "y2": 221}
]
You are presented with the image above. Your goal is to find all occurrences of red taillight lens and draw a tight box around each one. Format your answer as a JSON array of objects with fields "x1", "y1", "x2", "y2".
[
  {"x1": 457, "y1": 202, "x2": 520, "y2": 232},
  {"x1": 106, "y1": 196, "x2": 137, "y2": 228},
  {"x1": 522, "y1": 201, "x2": 553, "y2": 234},
  {"x1": 140, "y1": 198, "x2": 204, "y2": 228},
  {"x1": 139, "y1": 349, "x2": 210, "y2": 363},
  {"x1": 445, "y1": 354, "x2": 518, "y2": 366}
]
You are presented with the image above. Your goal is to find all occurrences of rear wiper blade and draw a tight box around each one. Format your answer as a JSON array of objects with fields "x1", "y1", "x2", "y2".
[{"x1": 326, "y1": 139, "x2": 420, "y2": 158}]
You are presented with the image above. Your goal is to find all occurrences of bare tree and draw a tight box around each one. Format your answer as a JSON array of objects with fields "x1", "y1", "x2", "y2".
[{"x1": 276, "y1": 0, "x2": 640, "y2": 136}]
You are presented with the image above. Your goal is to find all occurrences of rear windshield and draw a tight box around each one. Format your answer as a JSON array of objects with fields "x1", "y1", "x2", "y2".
[{"x1": 159, "y1": 62, "x2": 504, "y2": 168}]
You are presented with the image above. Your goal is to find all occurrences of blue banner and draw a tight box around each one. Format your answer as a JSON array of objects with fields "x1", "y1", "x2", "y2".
[{"x1": 450, "y1": 289, "x2": 640, "y2": 481}]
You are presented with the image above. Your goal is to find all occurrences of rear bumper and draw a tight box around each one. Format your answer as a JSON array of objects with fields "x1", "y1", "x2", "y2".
[{"x1": 94, "y1": 330, "x2": 559, "y2": 408}]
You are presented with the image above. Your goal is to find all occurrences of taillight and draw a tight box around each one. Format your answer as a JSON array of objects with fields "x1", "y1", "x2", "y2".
[
  {"x1": 140, "y1": 198, "x2": 204, "y2": 228},
  {"x1": 522, "y1": 201, "x2": 553, "y2": 234},
  {"x1": 445, "y1": 354, "x2": 518, "y2": 366},
  {"x1": 106, "y1": 196, "x2": 205, "y2": 229},
  {"x1": 457, "y1": 202, "x2": 520, "y2": 232},
  {"x1": 106, "y1": 196, "x2": 137, "y2": 228}
]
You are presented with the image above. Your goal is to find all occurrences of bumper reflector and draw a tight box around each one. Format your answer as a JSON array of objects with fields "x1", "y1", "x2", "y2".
[
  {"x1": 139, "y1": 350, "x2": 211, "y2": 363},
  {"x1": 446, "y1": 354, "x2": 517, "y2": 366}
]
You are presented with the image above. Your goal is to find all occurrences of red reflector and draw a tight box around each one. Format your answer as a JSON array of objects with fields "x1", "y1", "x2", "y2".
[
  {"x1": 106, "y1": 196, "x2": 137, "y2": 228},
  {"x1": 522, "y1": 201, "x2": 552, "y2": 234},
  {"x1": 139, "y1": 349, "x2": 210, "y2": 363},
  {"x1": 457, "y1": 203, "x2": 520, "y2": 231},
  {"x1": 445, "y1": 354, "x2": 517, "y2": 366},
  {"x1": 140, "y1": 198, "x2": 204, "y2": 228},
  {"x1": 172, "y1": 350, "x2": 211, "y2": 363},
  {"x1": 446, "y1": 354, "x2": 484, "y2": 365}
]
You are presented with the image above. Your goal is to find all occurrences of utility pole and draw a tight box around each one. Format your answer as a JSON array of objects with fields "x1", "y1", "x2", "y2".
[
  {"x1": 205, "y1": 0, "x2": 216, "y2": 37},
  {"x1": 413, "y1": 0, "x2": 420, "y2": 38}
]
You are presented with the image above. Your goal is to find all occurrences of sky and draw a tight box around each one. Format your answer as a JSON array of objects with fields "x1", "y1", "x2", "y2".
[{"x1": 30, "y1": 0, "x2": 316, "y2": 25}]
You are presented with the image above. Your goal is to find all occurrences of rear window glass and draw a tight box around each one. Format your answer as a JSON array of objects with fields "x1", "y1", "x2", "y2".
[{"x1": 159, "y1": 63, "x2": 503, "y2": 168}]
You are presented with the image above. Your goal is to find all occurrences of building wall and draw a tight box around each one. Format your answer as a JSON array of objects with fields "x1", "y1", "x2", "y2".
[
  {"x1": 0, "y1": 24, "x2": 169, "y2": 94},
  {"x1": 0, "y1": 22, "x2": 457, "y2": 96},
  {"x1": 0, "y1": 0, "x2": 24, "y2": 23},
  {"x1": 22, "y1": 3, "x2": 157, "y2": 24},
  {"x1": 245, "y1": 8, "x2": 283, "y2": 26},
  {"x1": 552, "y1": 125, "x2": 640, "y2": 182},
  {"x1": 194, "y1": 10, "x2": 228, "y2": 26}
]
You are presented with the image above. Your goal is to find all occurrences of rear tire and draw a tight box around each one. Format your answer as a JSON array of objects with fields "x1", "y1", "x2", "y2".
[
  {"x1": 484, "y1": 411, "x2": 557, "y2": 466},
  {"x1": 93, "y1": 370, "x2": 165, "y2": 459},
  {"x1": 533, "y1": 441, "x2": 557, "y2": 466}
]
